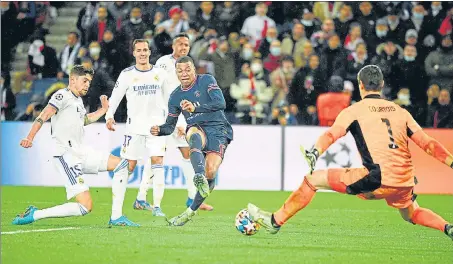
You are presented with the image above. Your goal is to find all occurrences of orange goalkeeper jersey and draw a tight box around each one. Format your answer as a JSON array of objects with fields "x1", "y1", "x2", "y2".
[{"x1": 330, "y1": 94, "x2": 422, "y2": 187}]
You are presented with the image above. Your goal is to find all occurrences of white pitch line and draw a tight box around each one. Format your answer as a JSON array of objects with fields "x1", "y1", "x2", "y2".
[{"x1": 1, "y1": 227, "x2": 80, "y2": 235}]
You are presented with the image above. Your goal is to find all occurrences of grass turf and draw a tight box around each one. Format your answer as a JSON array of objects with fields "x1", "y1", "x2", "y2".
[{"x1": 1, "y1": 186, "x2": 452, "y2": 264}]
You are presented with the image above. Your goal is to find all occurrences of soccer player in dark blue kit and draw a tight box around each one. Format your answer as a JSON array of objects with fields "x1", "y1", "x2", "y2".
[{"x1": 151, "y1": 56, "x2": 233, "y2": 226}]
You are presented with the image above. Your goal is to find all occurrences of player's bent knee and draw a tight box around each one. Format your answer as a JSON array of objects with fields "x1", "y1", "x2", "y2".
[
  {"x1": 305, "y1": 170, "x2": 329, "y2": 190},
  {"x1": 151, "y1": 156, "x2": 163, "y2": 164},
  {"x1": 205, "y1": 164, "x2": 218, "y2": 179},
  {"x1": 128, "y1": 159, "x2": 137, "y2": 171},
  {"x1": 76, "y1": 192, "x2": 93, "y2": 213}
]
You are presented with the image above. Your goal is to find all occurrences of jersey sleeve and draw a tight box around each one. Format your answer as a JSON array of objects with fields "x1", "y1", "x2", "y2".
[
  {"x1": 315, "y1": 108, "x2": 355, "y2": 154},
  {"x1": 105, "y1": 71, "x2": 128, "y2": 120},
  {"x1": 155, "y1": 57, "x2": 167, "y2": 71},
  {"x1": 404, "y1": 109, "x2": 422, "y2": 137},
  {"x1": 159, "y1": 92, "x2": 181, "y2": 136},
  {"x1": 48, "y1": 91, "x2": 68, "y2": 112},
  {"x1": 193, "y1": 75, "x2": 226, "y2": 113}
]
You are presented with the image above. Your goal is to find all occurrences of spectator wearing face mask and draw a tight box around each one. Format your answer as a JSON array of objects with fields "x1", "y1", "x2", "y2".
[
  {"x1": 424, "y1": 2, "x2": 446, "y2": 42},
  {"x1": 269, "y1": 56, "x2": 296, "y2": 110},
  {"x1": 258, "y1": 27, "x2": 278, "y2": 59},
  {"x1": 263, "y1": 40, "x2": 282, "y2": 72},
  {"x1": 85, "y1": 41, "x2": 111, "y2": 74},
  {"x1": 386, "y1": 7, "x2": 409, "y2": 46},
  {"x1": 230, "y1": 57, "x2": 273, "y2": 124},
  {"x1": 425, "y1": 34, "x2": 453, "y2": 92},
  {"x1": 58, "y1": 32, "x2": 81, "y2": 79},
  {"x1": 28, "y1": 38, "x2": 59, "y2": 79},
  {"x1": 426, "y1": 88, "x2": 453, "y2": 128},
  {"x1": 367, "y1": 19, "x2": 389, "y2": 57},
  {"x1": 119, "y1": 6, "x2": 147, "y2": 55},
  {"x1": 406, "y1": 4, "x2": 428, "y2": 33},
  {"x1": 281, "y1": 23, "x2": 308, "y2": 69},
  {"x1": 356, "y1": 1, "x2": 377, "y2": 39},
  {"x1": 86, "y1": 6, "x2": 116, "y2": 45},
  {"x1": 394, "y1": 44, "x2": 427, "y2": 103}
]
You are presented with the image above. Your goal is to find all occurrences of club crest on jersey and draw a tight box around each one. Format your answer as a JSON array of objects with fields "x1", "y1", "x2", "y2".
[
  {"x1": 55, "y1": 94, "x2": 63, "y2": 100},
  {"x1": 194, "y1": 91, "x2": 201, "y2": 97},
  {"x1": 154, "y1": 75, "x2": 159, "y2": 81},
  {"x1": 78, "y1": 178, "x2": 84, "y2": 184}
]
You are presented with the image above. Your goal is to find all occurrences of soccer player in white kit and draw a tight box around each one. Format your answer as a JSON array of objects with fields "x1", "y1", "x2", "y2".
[
  {"x1": 12, "y1": 65, "x2": 138, "y2": 226},
  {"x1": 134, "y1": 33, "x2": 214, "y2": 212},
  {"x1": 105, "y1": 39, "x2": 173, "y2": 219}
]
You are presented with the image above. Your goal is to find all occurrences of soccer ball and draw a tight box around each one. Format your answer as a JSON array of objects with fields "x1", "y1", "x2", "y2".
[{"x1": 235, "y1": 209, "x2": 260, "y2": 236}]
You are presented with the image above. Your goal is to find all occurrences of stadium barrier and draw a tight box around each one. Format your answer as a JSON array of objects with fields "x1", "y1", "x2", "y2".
[{"x1": 1, "y1": 123, "x2": 452, "y2": 194}]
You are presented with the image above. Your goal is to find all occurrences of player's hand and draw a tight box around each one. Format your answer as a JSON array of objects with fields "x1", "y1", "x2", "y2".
[
  {"x1": 181, "y1": 100, "x2": 195, "y2": 113},
  {"x1": 100, "y1": 95, "x2": 109, "y2": 111},
  {"x1": 106, "y1": 118, "x2": 116, "y2": 131},
  {"x1": 176, "y1": 126, "x2": 186, "y2": 138},
  {"x1": 20, "y1": 138, "x2": 33, "y2": 148},
  {"x1": 151, "y1": 125, "x2": 160, "y2": 136},
  {"x1": 300, "y1": 146, "x2": 320, "y2": 175}
]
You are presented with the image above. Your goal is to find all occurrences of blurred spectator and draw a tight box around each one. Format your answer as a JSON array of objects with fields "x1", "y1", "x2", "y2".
[
  {"x1": 195, "y1": 2, "x2": 221, "y2": 34},
  {"x1": 86, "y1": 41, "x2": 111, "y2": 73},
  {"x1": 334, "y1": 4, "x2": 354, "y2": 42},
  {"x1": 1, "y1": 73, "x2": 16, "y2": 121},
  {"x1": 319, "y1": 34, "x2": 348, "y2": 78},
  {"x1": 269, "y1": 56, "x2": 295, "y2": 110},
  {"x1": 16, "y1": 103, "x2": 43, "y2": 121},
  {"x1": 281, "y1": 23, "x2": 308, "y2": 68},
  {"x1": 310, "y1": 18, "x2": 335, "y2": 50},
  {"x1": 190, "y1": 26, "x2": 218, "y2": 64},
  {"x1": 16, "y1": 2, "x2": 37, "y2": 43},
  {"x1": 288, "y1": 54, "x2": 325, "y2": 125},
  {"x1": 227, "y1": 32, "x2": 241, "y2": 53},
  {"x1": 263, "y1": 40, "x2": 282, "y2": 72},
  {"x1": 230, "y1": 58, "x2": 272, "y2": 124},
  {"x1": 199, "y1": 38, "x2": 237, "y2": 115},
  {"x1": 28, "y1": 39, "x2": 59, "y2": 78},
  {"x1": 299, "y1": 41, "x2": 315, "y2": 69},
  {"x1": 423, "y1": 2, "x2": 446, "y2": 43},
  {"x1": 101, "y1": 30, "x2": 126, "y2": 78},
  {"x1": 356, "y1": 2, "x2": 377, "y2": 39},
  {"x1": 119, "y1": 6, "x2": 147, "y2": 55},
  {"x1": 406, "y1": 4, "x2": 427, "y2": 32},
  {"x1": 77, "y1": 1, "x2": 98, "y2": 45},
  {"x1": 317, "y1": 76, "x2": 350, "y2": 127},
  {"x1": 159, "y1": 6, "x2": 190, "y2": 38},
  {"x1": 234, "y1": 42, "x2": 254, "y2": 76},
  {"x1": 86, "y1": 5, "x2": 116, "y2": 45},
  {"x1": 241, "y1": 2, "x2": 276, "y2": 50},
  {"x1": 1, "y1": 2, "x2": 19, "y2": 72},
  {"x1": 153, "y1": 24, "x2": 173, "y2": 58},
  {"x1": 370, "y1": 40, "x2": 402, "y2": 98},
  {"x1": 142, "y1": 1, "x2": 172, "y2": 25},
  {"x1": 312, "y1": 1, "x2": 343, "y2": 22},
  {"x1": 345, "y1": 42, "x2": 370, "y2": 100},
  {"x1": 107, "y1": 1, "x2": 131, "y2": 31},
  {"x1": 425, "y1": 34, "x2": 453, "y2": 92},
  {"x1": 393, "y1": 87, "x2": 419, "y2": 119},
  {"x1": 258, "y1": 27, "x2": 278, "y2": 59},
  {"x1": 393, "y1": 45, "x2": 427, "y2": 102},
  {"x1": 367, "y1": 19, "x2": 389, "y2": 56},
  {"x1": 386, "y1": 7, "x2": 408, "y2": 46},
  {"x1": 300, "y1": 9, "x2": 321, "y2": 38},
  {"x1": 81, "y1": 57, "x2": 115, "y2": 113},
  {"x1": 270, "y1": 102, "x2": 298, "y2": 126},
  {"x1": 58, "y1": 32, "x2": 81, "y2": 79},
  {"x1": 216, "y1": 2, "x2": 241, "y2": 35},
  {"x1": 426, "y1": 89, "x2": 453, "y2": 128},
  {"x1": 344, "y1": 23, "x2": 364, "y2": 52}
]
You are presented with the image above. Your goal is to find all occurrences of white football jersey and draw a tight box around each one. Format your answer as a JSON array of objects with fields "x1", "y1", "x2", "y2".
[
  {"x1": 155, "y1": 54, "x2": 186, "y2": 126},
  {"x1": 48, "y1": 88, "x2": 87, "y2": 156},
  {"x1": 106, "y1": 65, "x2": 172, "y2": 135}
]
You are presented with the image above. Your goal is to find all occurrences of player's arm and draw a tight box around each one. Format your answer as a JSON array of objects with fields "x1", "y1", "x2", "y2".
[
  {"x1": 19, "y1": 104, "x2": 57, "y2": 148},
  {"x1": 84, "y1": 95, "x2": 109, "y2": 126},
  {"x1": 405, "y1": 110, "x2": 453, "y2": 168},
  {"x1": 152, "y1": 95, "x2": 181, "y2": 136},
  {"x1": 303, "y1": 109, "x2": 354, "y2": 173},
  {"x1": 105, "y1": 72, "x2": 127, "y2": 131},
  {"x1": 192, "y1": 76, "x2": 226, "y2": 113}
]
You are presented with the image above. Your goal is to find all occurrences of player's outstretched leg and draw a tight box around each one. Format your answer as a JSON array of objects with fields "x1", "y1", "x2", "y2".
[
  {"x1": 187, "y1": 129, "x2": 210, "y2": 198},
  {"x1": 109, "y1": 158, "x2": 139, "y2": 227},
  {"x1": 179, "y1": 147, "x2": 214, "y2": 211},
  {"x1": 12, "y1": 191, "x2": 92, "y2": 225},
  {"x1": 167, "y1": 153, "x2": 220, "y2": 226},
  {"x1": 399, "y1": 201, "x2": 452, "y2": 240}
]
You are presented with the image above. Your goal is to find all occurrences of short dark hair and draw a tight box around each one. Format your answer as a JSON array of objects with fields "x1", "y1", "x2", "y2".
[
  {"x1": 173, "y1": 33, "x2": 190, "y2": 44},
  {"x1": 68, "y1": 31, "x2": 80, "y2": 39},
  {"x1": 175, "y1": 56, "x2": 195, "y2": 66},
  {"x1": 357, "y1": 65, "x2": 384, "y2": 91},
  {"x1": 70, "y1": 65, "x2": 94, "y2": 77},
  {"x1": 132, "y1": 39, "x2": 149, "y2": 50}
]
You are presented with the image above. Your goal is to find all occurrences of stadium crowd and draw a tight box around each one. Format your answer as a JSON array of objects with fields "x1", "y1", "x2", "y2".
[{"x1": 1, "y1": 1, "x2": 453, "y2": 127}]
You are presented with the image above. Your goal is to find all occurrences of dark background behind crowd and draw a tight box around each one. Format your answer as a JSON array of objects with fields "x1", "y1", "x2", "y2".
[{"x1": 1, "y1": 1, "x2": 453, "y2": 128}]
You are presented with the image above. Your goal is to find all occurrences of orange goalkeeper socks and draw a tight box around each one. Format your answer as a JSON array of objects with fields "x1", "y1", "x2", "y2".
[
  {"x1": 411, "y1": 207, "x2": 448, "y2": 232},
  {"x1": 273, "y1": 178, "x2": 316, "y2": 226}
]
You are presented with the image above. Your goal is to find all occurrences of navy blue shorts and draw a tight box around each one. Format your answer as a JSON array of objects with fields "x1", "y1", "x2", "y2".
[{"x1": 192, "y1": 124, "x2": 233, "y2": 159}]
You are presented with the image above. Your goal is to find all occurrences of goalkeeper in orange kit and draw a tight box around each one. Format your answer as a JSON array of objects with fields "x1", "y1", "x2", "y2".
[{"x1": 248, "y1": 65, "x2": 453, "y2": 239}]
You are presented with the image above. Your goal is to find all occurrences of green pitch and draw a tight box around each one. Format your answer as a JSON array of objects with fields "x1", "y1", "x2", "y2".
[{"x1": 1, "y1": 186, "x2": 452, "y2": 264}]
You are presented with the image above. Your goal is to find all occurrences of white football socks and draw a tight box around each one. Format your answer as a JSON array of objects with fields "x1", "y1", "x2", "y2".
[
  {"x1": 136, "y1": 160, "x2": 153, "y2": 202},
  {"x1": 152, "y1": 164, "x2": 165, "y2": 208},
  {"x1": 181, "y1": 158, "x2": 197, "y2": 199},
  {"x1": 111, "y1": 159, "x2": 129, "y2": 220},
  {"x1": 33, "y1": 202, "x2": 89, "y2": 220}
]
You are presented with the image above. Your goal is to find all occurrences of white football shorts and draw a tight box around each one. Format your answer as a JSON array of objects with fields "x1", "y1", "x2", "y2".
[{"x1": 120, "y1": 133, "x2": 167, "y2": 160}]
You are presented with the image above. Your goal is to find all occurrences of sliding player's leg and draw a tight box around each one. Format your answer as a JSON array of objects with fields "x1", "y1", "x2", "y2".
[
  {"x1": 12, "y1": 153, "x2": 93, "y2": 225},
  {"x1": 179, "y1": 146, "x2": 213, "y2": 211},
  {"x1": 393, "y1": 190, "x2": 452, "y2": 239},
  {"x1": 248, "y1": 167, "x2": 370, "y2": 234}
]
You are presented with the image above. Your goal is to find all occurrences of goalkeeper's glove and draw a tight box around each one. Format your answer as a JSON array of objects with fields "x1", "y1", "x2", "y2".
[{"x1": 300, "y1": 146, "x2": 320, "y2": 175}]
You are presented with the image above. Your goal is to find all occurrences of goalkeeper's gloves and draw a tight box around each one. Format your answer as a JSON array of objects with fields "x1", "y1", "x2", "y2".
[{"x1": 300, "y1": 146, "x2": 320, "y2": 175}]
